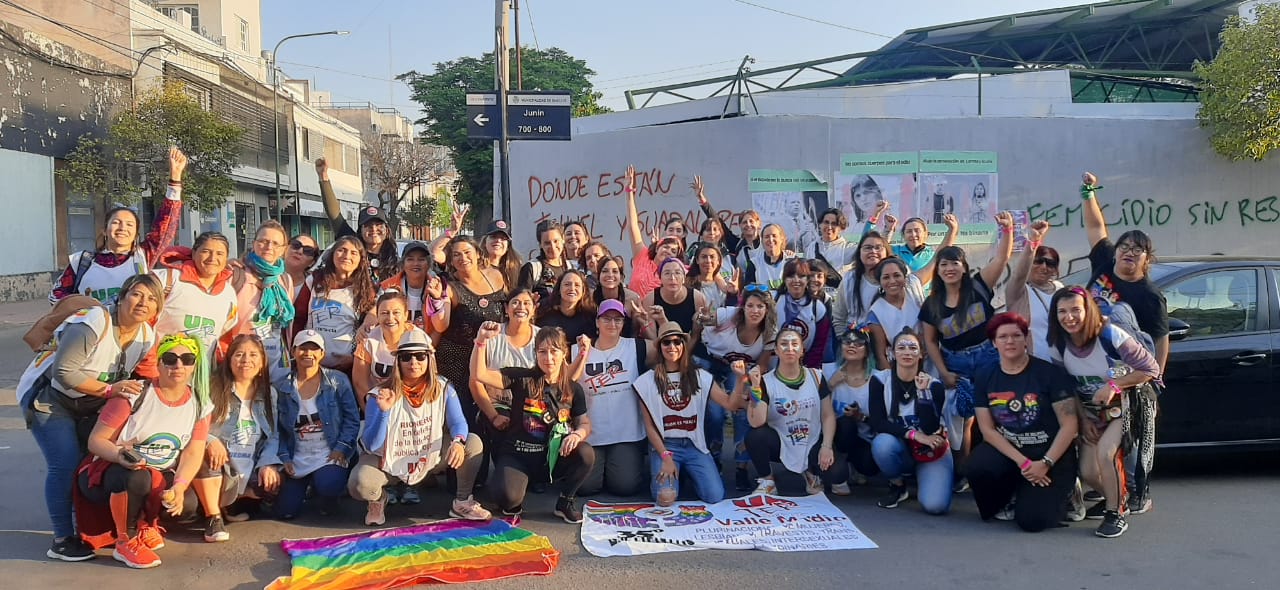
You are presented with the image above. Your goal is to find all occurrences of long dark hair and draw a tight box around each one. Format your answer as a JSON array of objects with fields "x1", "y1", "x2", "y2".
[
  {"x1": 96, "y1": 206, "x2": 140, "y2": 252},
  {"x1": 652, "y1": 332, "x2": 701, "y2": 404},
  {"x1": 887, "y1": 327, "x2": 925, "y2": 414},
  {"x1": 924, "y1": 245, "x2": 976, "y2": 322},
  {"x1": 538, "y1": 269, "x2": 596, "y2": 319},
  {"x1": 482, "y1": 232, "x2": 523, "y2": 289},
  {"x1": 849, "y1": 231, "x2": 888, "y2": 321},
  {"x1": 312, "y1": 235, "x2": 377, "y2": 317},
  {"x1": 522, "y1": 327, "x2": 577, "y2": 408},
  {"x1": 210, "y1": 334, "x2": 273, "y2": 428},
  {"x1": 869, "y1": 256, "x2": 910, "y2": 308},
  {"x1": 717, "y1": 289, "x2": 776, "y2": 340},
  {"x1": 686, "y1": 243, "x2": 723, "y2": 287}
]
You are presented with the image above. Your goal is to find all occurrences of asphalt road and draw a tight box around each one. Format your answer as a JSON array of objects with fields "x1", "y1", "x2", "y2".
[{"x1": 1, "y1": 315, "x2": 1278, "y2": 590}]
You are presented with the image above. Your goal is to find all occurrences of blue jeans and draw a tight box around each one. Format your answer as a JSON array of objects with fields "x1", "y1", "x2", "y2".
[
  {"x1": 942, "y1": 341, "x2": 998, "y2": 418},
  {"x1": 871, "y1": 433, "x2": 954, "y2": 515},
  {"x1": 697, "y1": 357, "x2": 750, "y2": 465},
  {"x1": 650, "y1": 438, "x2": 724, "y2": 504},
  {"x1": 276, "y1": 464, "x2": 349, "y2": 519},
  {"x1": 29, "y1": 409, "x2": 83, "y2": 539}
]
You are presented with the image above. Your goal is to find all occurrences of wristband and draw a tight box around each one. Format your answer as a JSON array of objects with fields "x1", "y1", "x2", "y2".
[
  {"x1": 999, "y1": 225, "x2": 1014, "y2": 235},
  {"x1": 660, "y1": 450, "x2": 674, "y2": 459},
  {"x1": 1108, "y1": 380, "x2": 1122, "y2": 395},
  {"x1": 907, "y1": 430, "x2": 916, "y2": 441},
  {"x1": 1080, "y1": 184, "x2": 1102, "y2": 200},
  {"x1": 1027, "y1": 240, "x2": 1042, "y2": 252},
  {"x1": 749, "y1": 387, "x2": 764, "y2": 402},
  {"x1": 173, "y1": 477, "x2": 190, "y2": 488},
  {"x1": 868, "y1": 216, "x2": 879, "y2": 225},
  {"x1": 103, "y1": 383, "x2": 114, "y2": 398},
  {"x1": 445, "y1": 229, "x2": 456, "y2": 238},
  {"x1": 626, "y1": 187, "x2": 636, "y2": 194},
  {"x1": 1020, "y1": 459, "x2": 1032, "y2": 470},
  {"x1": 474, "y1": 340, "x2": 487, "y2": 348}
]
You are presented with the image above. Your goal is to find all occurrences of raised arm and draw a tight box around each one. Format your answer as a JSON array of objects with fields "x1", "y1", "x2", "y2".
[
  {"x1": 469, "y1": 321, "x2": 506, "y2": 389},
  {"x1": 317, "y1": 158, "x2": 356, "y2": 239},
  {"x1": 139, "y1": 147, "x2": 188, "y2": 265},
  {"x1": 623, "y1": 165, "x2": 647, "y2": 259},
  {"x1": 708, "y1": 361, "x2": 749, "y2": 411},
  {"x1": 978, "y1": 211, "x2": 1015, "y2": 288},
  {"x1": 693, "y1": 175, "x2": 743, "y2": 253},
  {"x1": 1005, "y1": 220, "x2": 1049, "y2": 315},
  {"x1": 1081, "y1": 171, "x2": 1108, "y2": 248}
]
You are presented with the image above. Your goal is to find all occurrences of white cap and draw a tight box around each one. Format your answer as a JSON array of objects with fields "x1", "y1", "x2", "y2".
[{"x1": 294, "y1": 329, "x2": 325, "y2": 351}]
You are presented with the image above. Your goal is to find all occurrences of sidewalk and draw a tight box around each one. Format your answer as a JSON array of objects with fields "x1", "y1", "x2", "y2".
[{"x1": 0, "y1": 298, "x2": 47, "y2": 330}]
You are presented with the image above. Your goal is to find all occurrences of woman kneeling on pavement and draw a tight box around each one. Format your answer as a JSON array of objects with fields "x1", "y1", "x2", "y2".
[
  {"x1": 191, "y1": 334, "x2": 283, "y2": 538},
  {"x1": 79, "y1": 334, "x2": 211, "y2": 569},
  {"x1": 824, "y1": 328, "x2": 882, "y2": 494},
  {"x1": 24, "y1": 274, "x2": 162, "y2": 562},
  {"x1": 968, "y1": 313, "x2": 1079, "y2": 532},
  {"x1": 471, "y1": 323, "x2": 595, "y2": 523},
  {"x1": 275, "y1": 330, "x2": 360, "y2": 520},
  {"x1": 868, "y1": 328, "x2": 953, "y2": 514},
  {"x1": 635, "y1": 322, "x2": 748, "y2": 506},
  {"x1": 349, "y1": 329, "x2": 489, "y2": 526},
  {"x1": 1047, "y1": 287, "x2": 1159, "y2": 538},
  {"x1": 745, "y1": 327, "x2": 838, "y2": 496}
]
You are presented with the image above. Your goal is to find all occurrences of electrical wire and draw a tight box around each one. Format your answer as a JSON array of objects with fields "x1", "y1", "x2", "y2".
[{"x1": 522, "y1": 0, "x2": 541, "y2": 50}]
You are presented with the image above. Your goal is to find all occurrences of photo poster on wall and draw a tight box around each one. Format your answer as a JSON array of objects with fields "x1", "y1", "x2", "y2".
[
  {"x1": 747, "y1": 169, "x2": 829, "y2": 252},
  {"x1": 916, "y1": 151, "x2": 999, "y2": 225},
  {"x1": 833, "y1": 152, "x2": 918, "y2": 243}
]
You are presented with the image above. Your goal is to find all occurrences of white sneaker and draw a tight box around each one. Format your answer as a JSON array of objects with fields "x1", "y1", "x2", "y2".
[
  {"x1": 449, "y1": 496, "x2": 492, "y2": 521},
  {"x1": 995, "y1": 502, "x2": 1016, "y2": 521},
  {"x1": 752, "y1": 478, "x2": 777, "y2": 495},
  {"x1": 830, "y1": 482, "x2": 852, "y2": 496},
  {"x1": 803, "y1": 472, "x2": 824, "y2": 495},
  {"x1": 365, "y1": 497, "x2": 387, "y2": 526},
  {"x1": 1064, "y1": 480, "x2": 1087, "y2": 522}
]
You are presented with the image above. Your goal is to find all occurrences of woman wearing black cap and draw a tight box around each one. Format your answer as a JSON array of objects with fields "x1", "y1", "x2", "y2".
[
  {"x1": 316, "y1": 158, "x2": 398, "y2": 283},
  {"x1": 479, "y1": 220, "x2": 523, "y2": 290},
  {"x1": 378, "y1": 240, "x2": 433, "y2": 329}
]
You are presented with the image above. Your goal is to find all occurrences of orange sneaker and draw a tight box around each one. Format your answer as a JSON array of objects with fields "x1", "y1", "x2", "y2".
[
  {"x1": 112, "y1": 536, "x2": 161, "y2": 569},
  {"x1": 137, "y1": 522, "x2": 166, "y2": 550}
]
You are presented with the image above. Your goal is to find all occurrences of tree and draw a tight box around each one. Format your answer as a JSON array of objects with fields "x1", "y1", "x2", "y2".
[
  {"x1": 59, "y1": 81, "x2": 244, "y2": 212},
  {"x1": 362, "y1": 133, "x2": 452, "y2": 233},
  {"x1": 399, "y1": 47, "x2": 610, "y2": 222},
  {"x1": 1195, "y1": 4, "x2": 1280, "y2": 161},
  {"x1": 400, "y1": 187, "x2": 454, "y2": 236}
]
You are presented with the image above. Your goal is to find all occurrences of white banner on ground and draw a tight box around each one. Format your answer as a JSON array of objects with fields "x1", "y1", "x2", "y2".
[{"x1": 580, "y1": 493, "x2": 878, "y2": 557}]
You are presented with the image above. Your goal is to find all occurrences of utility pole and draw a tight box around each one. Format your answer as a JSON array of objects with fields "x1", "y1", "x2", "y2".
[
  {"x1": 494, "y1": 0, "x2": 512, "y2": 221},
  {"x1": 513, "y1": 0, "x2": 522, "y2": 90}
]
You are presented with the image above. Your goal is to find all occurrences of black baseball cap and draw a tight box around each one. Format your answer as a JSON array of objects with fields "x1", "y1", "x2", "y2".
[
  {"x1": 358, "y1": 205, "x2": 388, "y2": 227},
  {"x1": 484, "y1": 219, "x2": 511, "y2": 238}
]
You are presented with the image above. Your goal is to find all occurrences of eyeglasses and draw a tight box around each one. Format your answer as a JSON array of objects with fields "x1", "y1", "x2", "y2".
[
  {"x1": 1116, "y1": 243, "x2": 1148, "y2": 256},
  {"x1": 893, "y1": 342, "x2": 921, "y2": 351},
  {"x1": 1033, "y1": 257, "x2": 1059, "y2": 268},
  {"x1": 161, "y1": 352, "x2": 198, "y2": 367},
  {"x1": 397, "y1": 351, "x2": 430, "y2": 362},
  {"x1": 255, "y1": 238, "x2": 285, "y2": 250},
  {"x1": 660, "y1": 338, "x2": 685, "y2": 348},
  {"x1": 861, "y1": 244, "x2": 886, "y2": 253},
  {"x1": 289, "y1": 240, "x2": 319, "y2": 257},
  {"x1": 843, "y1": 340, "x2": 868, "y2": 348},
  {"x1": 743, "y1": 283, "x2": 770, "y2": 294},
  {"x1": 598, "y1": 316, "x2": 626, "y2": 325}
]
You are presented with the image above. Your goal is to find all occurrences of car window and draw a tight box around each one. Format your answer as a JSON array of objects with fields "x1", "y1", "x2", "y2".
[{"x1": 1163, "y1": 268, "x2": 1259, "y2": 337}]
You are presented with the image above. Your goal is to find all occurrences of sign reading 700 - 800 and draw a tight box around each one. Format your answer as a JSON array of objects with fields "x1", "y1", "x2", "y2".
[{"x1": 466, "y1": 91, "x2": 572, "y2": 141}]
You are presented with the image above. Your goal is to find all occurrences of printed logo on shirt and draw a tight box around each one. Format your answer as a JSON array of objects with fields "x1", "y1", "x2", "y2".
[
  {"x1": 661, "y1": 381, "x2": 691, "y2": 411},
  {"x1": 521, "y1": 397, "x2": 552, "y2": 441},
  {"x1": 86, "y1": 287, "x2": 121, "y2": 302},
  {"x1": 936, "y1": 303, "x2": 989, "y2": 339},
  {"x1": 182, "y1": 315, "x2": 217, "y2": 340},
  {"x1": 1089, "y1": 275, "x2": 1120, "y2": 305},
  {"x1": 583, "y1": 359, "x2": 624, "y2": 395},
  {"x1": 295, "y1": 412, "x2": 324, "y2": 438},
  {"x1": 785, "y1": 422, "x2": 810, "y2": 444},
  {"x1": 661, "y1": 414, "x2": 698, "y2": 432},
  {"x1": 135, "y1": 432, "x2": 185, "y2": 466},
  {"x1": 989, "y1": 391, "x2": 1043, "y2": 433}
]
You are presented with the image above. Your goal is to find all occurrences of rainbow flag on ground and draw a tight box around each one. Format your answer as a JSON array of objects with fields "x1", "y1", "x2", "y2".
[{"x1": 267, "y1": 519, "x2": 559, "y2": 589}]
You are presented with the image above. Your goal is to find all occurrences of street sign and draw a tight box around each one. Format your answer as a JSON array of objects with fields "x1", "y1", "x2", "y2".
[
  {"x1": 506, "y1": 91, "x2": 572, "y2": 141},
  {"x1": 466, "y1": 93, "x2": 501, "y2": 140}
]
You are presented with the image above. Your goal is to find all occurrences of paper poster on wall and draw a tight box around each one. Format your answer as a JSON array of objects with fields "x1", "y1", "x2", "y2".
[
  {"x1": 916, "y1": 174, "x2": 998, "y2": 224},
  {"x1": 835, "y1": 153, "x2": 919, "y2": 240},
  {"x1": 748, "y1": 169, "x2": 828, "y2": 251}
]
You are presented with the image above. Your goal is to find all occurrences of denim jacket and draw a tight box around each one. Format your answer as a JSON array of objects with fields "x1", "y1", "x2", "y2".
[
  {"x1": 211, "y1": 386, "x2": 283, "y2": 470},
  {"x1": 276, "y1": 368, "x2": 360, "y2": 463}
]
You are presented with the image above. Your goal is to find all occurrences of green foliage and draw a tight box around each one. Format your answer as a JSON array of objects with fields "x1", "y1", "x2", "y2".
[
  {"x1": 59, "y1": 81, "x2": 244, "y2": 212},
  {"x1": 399, "y1": 187, "x2": 455, "y2": 231},
  {"x1": 399, "y1": 47, "x2": 610, "y2": 213},
  {"x1": 1195, "y1": 5, "x2": 1280, "y2": 161}
]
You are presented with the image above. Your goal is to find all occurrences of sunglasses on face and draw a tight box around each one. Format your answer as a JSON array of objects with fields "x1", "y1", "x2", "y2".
[
  {"x1": 843, "y1": 340, "x2": 868, "y2": 348},
  {"x1": 289, "y1": 240, "x2": 319, "y2": 257},
  {"x1": 1033, "y1": 257, "x2": 1059, "y2": 268},
  {"x1": 660, "y1": 338, "x2": 685, "y2": 348},
  {"x1": 161, "y1": 352, "x2": 198, "y2": 367},
  {"x1": 397, "y1": 351, "x2": 430, "y2": 363}
]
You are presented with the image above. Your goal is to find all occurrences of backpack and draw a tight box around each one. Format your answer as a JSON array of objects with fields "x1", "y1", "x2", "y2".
[
  {"x1": 68, "y1": 251, "x2": 95, "y2": 296},
  {"x1": 1095, "y1": 298, "x2": 1157, "y2": 358}
]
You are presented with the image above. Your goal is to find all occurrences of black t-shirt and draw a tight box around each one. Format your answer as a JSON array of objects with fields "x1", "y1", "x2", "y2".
[
  {"x1": 518, "y1": 259, "x2": 567, "y2": 303},
  {"x1": 867, "y1": 373, "x2": 947, "y2": 439},
  {"x1": 919, "y1": 274, "x2": 996, "y2": 351},
  {"x1": 536, "y1": 307, "x2": 598, "y2": 342},
  {"x1": 1087, "y1": 239, "x2": 1169, "y2": 339},
  {"x1": 498, "y1": 367, "x2": 588, "y2": 456},
  {"x1": 972, "y1": 358, "x2": 1073, "y2": 455}
]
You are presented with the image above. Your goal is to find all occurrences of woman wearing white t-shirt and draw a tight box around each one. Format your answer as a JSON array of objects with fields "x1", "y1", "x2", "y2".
[
  {"x1": 745, "y1": 328, "x2": 838, "y2": 496},
  {"x1": 694, "y1": 287, "x2": 777, "y2": 491},
  {"x1": 867, "y1": 257, "x2": 927, "y2": 368},
  {"x1": 152, "y1": 232, "x2": 240, "y2": 367},
  {"x1": 295, "y1": 235, "x2": 377, "y2": 373},
  {"x1": 232, "y1": 220, "x2": 295, "y2": 385},
  {"x1": 635, "y1": 322, "x2": 748, "y2": 506},
  {"x1": 572, "y1": 299, "x2": 656, "y2": 496},
  {"x1": 823, "y1": 329, "x2": 883, "y2": 494},
  {"x1": 472, "y1": 290, "x2": 540, "y2": 430},
  {"x1": 353, "y1": 291, "x2": 414, "y2": 412},
  {"x1": 1004, "y1": 221, "x2": 1064, "y2": 362},
  {"x1": 740, "y1": 224, "x2": 791, "y2": 289}
]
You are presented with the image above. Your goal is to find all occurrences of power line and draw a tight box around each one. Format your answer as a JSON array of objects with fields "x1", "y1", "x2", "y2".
[{"x1": 523, "y1": 0, "x2": 541, "y2": 50}]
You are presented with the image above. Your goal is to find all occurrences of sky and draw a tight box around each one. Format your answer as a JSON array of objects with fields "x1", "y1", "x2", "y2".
[{"x1": 260, "y1": 0, "x2": 1091, "y2": 118}]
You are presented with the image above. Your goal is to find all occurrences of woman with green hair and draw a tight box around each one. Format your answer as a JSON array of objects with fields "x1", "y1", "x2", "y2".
[{"x1": 79, "y1": 333, "x2": 213, "y2": 569}]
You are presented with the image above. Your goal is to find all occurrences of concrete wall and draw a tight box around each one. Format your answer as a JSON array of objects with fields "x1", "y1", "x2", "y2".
[
  {"x1": 510, "y1": 114, "x2": 1280, "y2": 269},
  {"x1": 0, "y1": 149, "x2": 56, "y2": 300},
  {"x1": 0, "y1": 0, "x2": 133, "y2": 72}
]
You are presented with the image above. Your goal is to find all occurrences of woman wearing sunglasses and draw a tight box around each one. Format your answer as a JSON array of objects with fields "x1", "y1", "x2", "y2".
[
  {"x1": 350, "y1": 329, "x2": 489, "y2": 526},
  {"x1": 1046, "y1": 288, "x2": 1159, "y2": 538},
  {"x1": 353, "y1": 291, "x2": 414, "y2": 414},
  {"x1": 867, "y1": 328, "x2": 952, "y2": 514},
  {"x1": 774, "y1": 259, "x2": 831, "y2": 369},
  {"x1": 694, "y1": 285, "x2": 777, "y2": 491},
  {"x1": 635, "y1": 322, "x2": 748, "y2": 505},
  {"x1": 744, "y1": 327, "x2": 838, "y2": 496},
  {"x1": 471, "y1": 323, "x2": 595, "y2": 524},
  {"x1": 285, "y1": 235, "x2": 320, "y2": 302},
  {"x1": 824, "y1": 329, "x2": 882, "y2": 494},
  {"x1": 79, "y1": 334, "x2": 211, "y2": 569},
  {"x1": 293, "y1": 235, "x2": 378, "y2": 373},
  {"x1": 191, "y1": 334, "x2": 283, "y2": 540},
  {"x1": 275, "y1": 330, "x2": 360, "y2": 520},
  {"x1": 866, "y1": 257, "x2": 926, "y2": 368},
  {"x1": 969, "y1": 313, "x2": 1079, "y2": 532},
  {"x1": 1004, "y1": 221, "x2": 1063, "y2": 361},
  {"x1": 232, "y1": 220, "x2": 295, "y2": 384},
  {"x1": 23, "y1": 274, "x2": 163, "y2": 563},
  {"x1": 152, "y1": 231, "x2": 240, "y2": 367}
]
